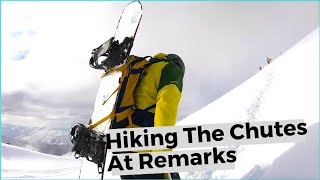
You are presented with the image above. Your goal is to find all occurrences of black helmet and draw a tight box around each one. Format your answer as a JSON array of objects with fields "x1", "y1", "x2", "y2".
[{"x1": 167, "y1": 54, "x2": 185, "y2": 77}]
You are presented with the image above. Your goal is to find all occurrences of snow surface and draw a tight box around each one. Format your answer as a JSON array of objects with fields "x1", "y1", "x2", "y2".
[
  {"x1": 1, "y1": 143, "x2": 120, "y2": 179},
  {"x1": 178, "y1": 27, "x2": 319, "y2": 179},
  {"x1": 2, "y1": 143, "x2": 81, "y2": 178},
  {"x1": 2, "y1": 27, "x2": 319, "y2": 179}
]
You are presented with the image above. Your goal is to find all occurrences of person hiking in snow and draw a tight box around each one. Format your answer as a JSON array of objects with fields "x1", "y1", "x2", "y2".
[
  {"x1": 267, "y1": 57, "x2": 272, "y2": 64},
  {"x1": 70, "y1": 36, "x2": 184, "y2": 180}
]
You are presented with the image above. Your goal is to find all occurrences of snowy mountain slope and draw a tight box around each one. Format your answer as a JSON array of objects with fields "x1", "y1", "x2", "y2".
[
  {"x1": 2, "y1": 123, "x2": 72, "y2": 156},
  {"x1": 1, "y1": 143, "x2": 120, "y2": 179},
  {"x1": 260, "y1": 122, "x2": 319, "y2": 179},
  {"x1": 2, "y1": 143, "x2": 81, "y2": 178},
  {"x1": 178, "y1": 27, "x2": 319, "y2": 179}
]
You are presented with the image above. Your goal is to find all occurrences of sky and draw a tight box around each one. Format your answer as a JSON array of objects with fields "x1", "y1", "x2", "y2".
[{"x1": 1, "y1": 1, "x2": 319, "y2": 129}]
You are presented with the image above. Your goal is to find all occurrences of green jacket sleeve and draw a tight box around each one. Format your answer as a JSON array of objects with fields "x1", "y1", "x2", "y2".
[{"x1": 154, "y1": 63, "x2": 183, "y2": 127}]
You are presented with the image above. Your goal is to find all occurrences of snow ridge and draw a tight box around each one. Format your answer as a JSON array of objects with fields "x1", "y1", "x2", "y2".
[
  {"x1": 2, "y1": 143, "x2": 81, "y2": 178},
  {"x1": 178, "y1": 27, "x2": 319, "y2": 179},
  {"x1": 2, "y1": 123, "x2": 72, "y2": 156}
]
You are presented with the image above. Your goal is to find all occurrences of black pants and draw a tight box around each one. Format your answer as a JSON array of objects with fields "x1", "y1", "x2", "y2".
[{"x1": 120, "y1": 172, "x2": 180, "y2": 179}]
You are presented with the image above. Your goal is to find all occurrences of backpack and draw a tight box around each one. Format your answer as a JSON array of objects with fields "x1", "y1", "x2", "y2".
[{"x1": 88, "y1": 55, "x2": 171, "y2": 130}]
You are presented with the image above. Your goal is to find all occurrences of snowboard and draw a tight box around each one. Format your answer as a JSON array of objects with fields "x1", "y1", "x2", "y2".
[
  {"x1": 88, "y1": 0, "x2": 143, "y2": 136},
  {"x1": 114, "y1": 1, "x2": 143, "y2": 44},
  {"x1": 77, "y1": 1, "x2": 143, "y2": 179},
  {"x1": 90, "y1": 1, "x2": 143, "y2": 69}
]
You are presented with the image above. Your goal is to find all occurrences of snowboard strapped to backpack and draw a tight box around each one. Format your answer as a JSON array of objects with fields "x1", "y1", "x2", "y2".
[
  {"x1": 88, "y1": 55, "x2": 158, "y2": 130},
  {"x1": 88, "y1": 53, "x2": 184, "y2": 130},
  {"x1": 70, "y1": 54, "x2": 183, "y2": 178},
  {"x1": 71, "y1": 55, "x2": 152, "y2": 174}
]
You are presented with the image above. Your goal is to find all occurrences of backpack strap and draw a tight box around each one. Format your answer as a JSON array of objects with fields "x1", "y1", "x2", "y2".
[
  {"x1": 111, "y1": 56, "x2": 151, "y2": 129},
  {"x1": 88, "y1": 55, "x2": 139, "y2": 130},
  {"x1": 144, "y1": 104, "x2": 156, "y2": 111},
  {"x1": 88, "y1": 109, "x2": 116, "y2": 129},
  {"x1": 89, "y1": 56, "x2": 171, "y2": 130}
]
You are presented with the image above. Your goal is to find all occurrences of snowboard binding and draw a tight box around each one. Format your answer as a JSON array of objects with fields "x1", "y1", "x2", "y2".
[
  {"x1": 89, "y1": 37, "x2": 134, "y2": 70},
  {"x1": 70, "y1": 123, "x2": 107, "y2": 174}
]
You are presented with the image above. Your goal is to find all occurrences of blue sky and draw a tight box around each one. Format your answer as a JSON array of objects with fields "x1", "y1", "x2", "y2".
[{"x1": 2, "y1": 1, "x2": 319, "y2": 128}]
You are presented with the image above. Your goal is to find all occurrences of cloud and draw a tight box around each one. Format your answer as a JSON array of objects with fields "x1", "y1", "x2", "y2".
[
  {"x1": 12, "y1": 49, "x2": 30, "y2": 60},
  {"x1": 11, "y1": 30, "x2": 37, "y2": 40},
  {"x1": 2, "y1": 91, "x2": 94, "y2": 128}
]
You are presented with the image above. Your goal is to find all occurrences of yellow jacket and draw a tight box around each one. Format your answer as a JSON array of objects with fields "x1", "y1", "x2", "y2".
[
  {"x1": 88, "y1": 53, "x2": 183, "y2": 131},
  {"x1": 132, "y1": 53, "x2": 183, "y2": 128}
]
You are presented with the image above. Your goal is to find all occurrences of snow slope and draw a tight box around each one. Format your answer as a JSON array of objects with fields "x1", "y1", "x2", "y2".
[
  {"x1": 1, "y1": 143, "x2": 120, "y2": 179},
  {"x1": 2, "y1": 123, "x2": 72, "y2": 156},
  {"x1": 178, "y1": 27, "x2": 319, "y2": 179},
  {"x1": 2, "y1": 143, "x2": 81, "y2": 178},
  {"x1": 260, "y1": 122, "x2": 319, "y2": 179}
]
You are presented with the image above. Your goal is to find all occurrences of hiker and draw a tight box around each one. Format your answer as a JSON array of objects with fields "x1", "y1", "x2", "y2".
[
  {"x1": 70, "y1": 36, "x2": 184, "y2": 179},
  {"x1": 267, "y1": 57, "x2": 272, "y2": 64}
]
